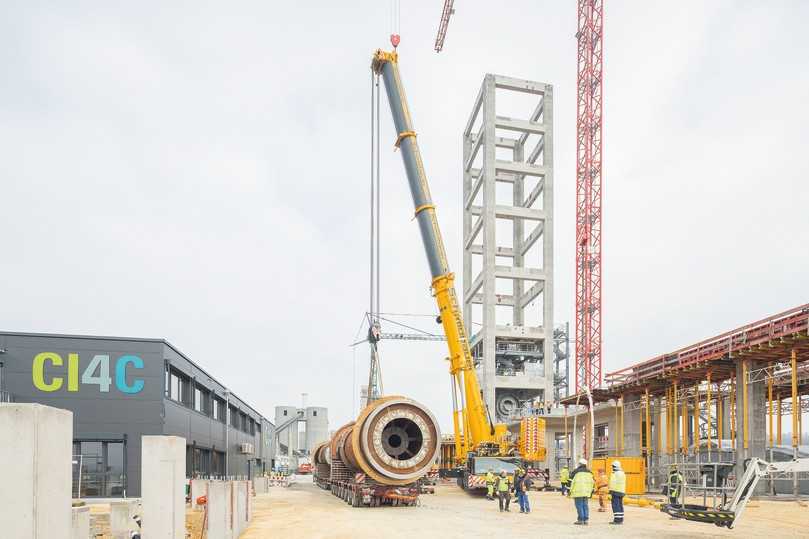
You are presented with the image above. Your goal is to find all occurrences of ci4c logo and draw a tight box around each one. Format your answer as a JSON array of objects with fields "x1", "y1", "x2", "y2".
[{"x1": 32, "y1": 352, "x2": 144, "y2": 394}]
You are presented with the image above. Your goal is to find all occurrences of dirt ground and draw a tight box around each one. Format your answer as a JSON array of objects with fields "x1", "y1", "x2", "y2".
[{"x1": 241, "y1": 480, "x2": 809, "y2": 539}]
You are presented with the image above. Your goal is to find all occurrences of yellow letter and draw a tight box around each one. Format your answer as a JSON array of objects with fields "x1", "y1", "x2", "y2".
[
  {"x1": 33, "y1": 352, "x2": 63, "y2": 391},
  {"x1": 67, "y1": 353, "x2": 79, "y2": 392}
]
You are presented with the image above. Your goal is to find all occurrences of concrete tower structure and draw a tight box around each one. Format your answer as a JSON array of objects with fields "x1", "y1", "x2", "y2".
[
  {"x1": 273, "y1": 406, "x2": 299, "y2": 457},
  {"x1": 305, "y1": 406, "x2": 329, "y2": 453},
  {"x1": 462, "y1": 74, "x2": 554, "y2": 423}
]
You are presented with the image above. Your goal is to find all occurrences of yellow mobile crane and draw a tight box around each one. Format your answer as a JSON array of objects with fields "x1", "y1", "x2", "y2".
[{"x1": 371, "y1": 49, "x2": 544, "y2": 490}]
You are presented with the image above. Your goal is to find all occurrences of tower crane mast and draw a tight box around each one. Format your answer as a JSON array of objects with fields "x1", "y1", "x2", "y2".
[{"x1": 574, "y1": 0, "x2": 604, "y2": 392}]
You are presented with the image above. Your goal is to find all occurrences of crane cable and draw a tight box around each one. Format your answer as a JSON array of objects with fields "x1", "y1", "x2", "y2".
[{"x1": 369, "y1": 67, "x2": 383, "y2": 399}]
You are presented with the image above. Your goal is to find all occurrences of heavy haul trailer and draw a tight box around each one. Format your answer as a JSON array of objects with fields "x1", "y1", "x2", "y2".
[
  {"x1": 371, "y1": 49, "x2": 546, "y2": 491},
  {"x1": 311, "y1": 397, "x2": 440, "y2": 507}
]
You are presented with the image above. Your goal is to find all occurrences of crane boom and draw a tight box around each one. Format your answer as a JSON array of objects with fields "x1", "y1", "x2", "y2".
[{"x1": 371, "y1": 50, "x2": 506, "y2": 459}]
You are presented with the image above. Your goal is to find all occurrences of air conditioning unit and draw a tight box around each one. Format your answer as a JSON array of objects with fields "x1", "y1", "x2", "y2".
[{"x1": 238, "y1": 443, "x2": 254, "y2": 455}]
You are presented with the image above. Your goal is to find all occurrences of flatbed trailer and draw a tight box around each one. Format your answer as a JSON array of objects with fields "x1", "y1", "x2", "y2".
[{"x1": 314, "y1": 463, "x2": 421, "y2": 507}]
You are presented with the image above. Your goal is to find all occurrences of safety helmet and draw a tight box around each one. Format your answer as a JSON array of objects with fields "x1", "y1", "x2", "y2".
[
  {"x1": 578, "y1": 458, "x2": 588, "y2": 466},
  {"x1": 611, "y1": 460, "x2": 621, "y2": 470}
]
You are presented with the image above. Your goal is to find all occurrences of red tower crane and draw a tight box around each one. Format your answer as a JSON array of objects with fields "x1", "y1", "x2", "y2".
[{"x1": 574, "y1": 0, "x2": 604, "y2": 392}]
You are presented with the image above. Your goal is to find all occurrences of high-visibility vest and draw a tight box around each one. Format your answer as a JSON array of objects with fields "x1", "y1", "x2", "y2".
[
  {"x1": 608, "y1": 470, "x2": 626, "y2": 494},
  {"x1": 486, "y1": 472, "x2": 495, "y2": 485},
  {"x1": 560, "y1": 468, "x2": 569, "y2": 482},
  {"x1": 570, "y1": 470, "x2": 595, "y2": 498},
  {"x1": 668, "y1": 473, "x2": 683, "y2": 496},
  {"x1": 497, "y1": 476, "x2": 510, "y2": 492}
]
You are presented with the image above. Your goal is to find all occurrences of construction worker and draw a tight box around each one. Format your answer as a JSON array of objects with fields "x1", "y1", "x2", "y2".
[
  {"x1": 513, "y1": 467, "x2": 533, "y2": 513},
  {"x1": 496, "y1": 470, "x2": 511, "y2": 512},
  {"x1": 559, "y1": 465, "x2": 570, "y2": 496},
  {"x1": 667, "y1": 466, "x2": 684, "y2": 512},
  {"x1": 485, "y1": 468, "x2": 496, "y2": 500},
  {"x1": 595, "y1": 469, "x2": 609, "y2": 512},
  {"x1": 570, "y1": 458, "x2": 595, "y2": 525},
  {"x1": 608, "y1": 460, "x2": 626, "y2": 525}
]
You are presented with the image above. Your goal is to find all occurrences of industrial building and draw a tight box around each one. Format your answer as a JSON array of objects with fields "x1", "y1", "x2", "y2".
[
  {"x1": 0, "y1": 331, "x2": 275, "y2": 497},
  {"x1": 274, "y1": 404, "x2": 329, "y2": 469}
]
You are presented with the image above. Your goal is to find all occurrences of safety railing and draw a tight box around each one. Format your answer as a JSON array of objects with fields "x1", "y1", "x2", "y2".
[{"x1": 606, "y1": 303, "x2": 809, "y2": 387}]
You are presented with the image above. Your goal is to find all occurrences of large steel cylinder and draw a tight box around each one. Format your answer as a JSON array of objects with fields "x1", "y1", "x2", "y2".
[
  {"x1": 312, "y1": 440, "x2": 331, "y2": 466},
  {"x1": 335, "y1": 396, "x2": 440, "y2": 486}
]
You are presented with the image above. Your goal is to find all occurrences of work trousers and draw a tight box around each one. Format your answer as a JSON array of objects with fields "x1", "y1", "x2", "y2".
[
  {"x1": 574, "y1": 497, "x2": 589, "y2": 522},
  {"x1": 560, "y1": 481, "x2": 570, "y2": 496},
  {"x1": 516, "y1": 491, "x2": 530, "y2": 512},
  {"x1": 498, "y1": 491, "x2": 510, "y2": 512},
  {"x1": 668, "y1": 495, "x2": 679, "y2": 507},
  {"x1": 597, "y1": 492, "x2": 607, "y2": 511},
  {"x1": 611, "y1": 493, "x2": 624, "y2": 523},
  {"x1": 487, "y1": 484, "x2": 494, "y2": 498}
]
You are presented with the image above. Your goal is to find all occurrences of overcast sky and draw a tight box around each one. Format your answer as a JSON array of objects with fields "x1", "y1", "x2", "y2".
[{"x1": 2, "y1": 1, "x2": 807, "y2": 433}]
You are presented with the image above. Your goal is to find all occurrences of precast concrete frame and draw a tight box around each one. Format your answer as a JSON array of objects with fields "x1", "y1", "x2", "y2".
[{"x1": 462, "y1": 74, "x2": 554, "y2": 422}]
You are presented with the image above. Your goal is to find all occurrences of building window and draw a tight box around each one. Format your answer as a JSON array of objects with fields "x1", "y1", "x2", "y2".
[
  {"x1": 194, "y1": 384, "x2": 210, "y2": 415},
  {"x1": 240, "y1": 412, "x2": 248, "y2": 433},
  {"x1": 72, "y1": 440, "x2": 126, "y2": 498},
  {"x1": 283, "y1": 410, "x2": 288, "y2": 416},
  {"x1": 313, "y1": 410, "x2": 317, "y2": 417},
  {"x1": 212, "y1": 398, "x2": 225, "y2": 422},
  {"x1": 169, "y1": 370, "x2": 189, "y2": 405},
  {"x1": 230, "y1": 406, "x2": 240, "y2": 429}
]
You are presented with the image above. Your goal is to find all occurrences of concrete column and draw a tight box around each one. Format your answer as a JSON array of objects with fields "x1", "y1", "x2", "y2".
[
  {"x1": 735, "y1": 361, "x2": 767, "y2": 493},
  {"x1": 0, "y1": 404, "x2": 72, "y2": 539},
  {"x1": 190, "y1": 479, "x2": 207, "y2": 510},
  {"x1": 481, "y1": 74, "x2": 497, "y2": 414},
  {"x1": 70, "y1": 506, "x2": 90, "y2": 539},
  {"x1": 206, "y1": 481, "x2": 230, "y2": 539},
  {"x1": 110, "y1": 500, "x2": 137, "y2": 539},
  {"x1": 141, "y1": 436, "x2": 185, "y2": 538}
]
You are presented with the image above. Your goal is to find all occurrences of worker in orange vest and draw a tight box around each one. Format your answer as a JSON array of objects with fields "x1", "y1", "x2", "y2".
[{"x1": 595, "y1": 469, "x2": 609, "y2": 512}]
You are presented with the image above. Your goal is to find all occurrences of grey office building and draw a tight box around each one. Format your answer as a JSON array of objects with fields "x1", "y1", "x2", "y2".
[{"x1": 0, "y1": 331, "x2": 275, "y2": 497}]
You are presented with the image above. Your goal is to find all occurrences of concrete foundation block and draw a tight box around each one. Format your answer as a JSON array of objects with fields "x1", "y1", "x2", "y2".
[
  {"x1": 252, "y1": 476, "x2": 268, "y2": 494},
  {"x1": 190, "y1": 479, "x2": 208, "y2": 510},
  {"x1": 141, "y1": 436, "x2": 186, "y2": 539},
  {"x1": 205, "y1": 481, "x2": 230, "y2": 539},
  {"x1": 110, "y1": 500, "x2": 137, "y2": 539},
  {"x1": 70, "y1": 506, "x2": 90, "y2": 539},
  {"x1": 0, "y1": 403, "x2": 73, "y2": 539}
]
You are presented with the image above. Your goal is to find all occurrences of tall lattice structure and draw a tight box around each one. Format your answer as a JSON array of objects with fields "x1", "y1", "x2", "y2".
[
  {"x1": 575, "y1": 0, "x2": 604, "y2": 392},
  {"x1": 463, "y1": 74, "x2": 554, "y2": 422}
]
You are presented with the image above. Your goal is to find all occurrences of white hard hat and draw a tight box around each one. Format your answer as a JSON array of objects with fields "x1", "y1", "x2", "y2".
[
  {"x1": 611, "y1": 460, "x2": 621, "y2": 470},
  {"x1": 578, "y1": 458, "x2": 588, "y2": 466}
]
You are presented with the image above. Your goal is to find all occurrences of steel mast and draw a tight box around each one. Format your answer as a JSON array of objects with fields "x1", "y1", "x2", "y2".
[{"x1": 574, "y1": 0, "x2": 604, "y2": 392}]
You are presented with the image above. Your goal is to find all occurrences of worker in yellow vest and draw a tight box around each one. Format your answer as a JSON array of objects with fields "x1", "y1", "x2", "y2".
[
  {"x1": 608, "y1": 460, "x2": 626, "y2": 525},
  {"x1": 559, "y1": 465, "x2": 570, "y2": 496},
  {"x1": 570, "y1": 458, "x2": 595, "y2": 525},
  {"x1": 485, "y1": 469, "x2": 495, "y2": 500},
  {"x1": 496, "y1": 470, "x2": 511, "y2": 512}
]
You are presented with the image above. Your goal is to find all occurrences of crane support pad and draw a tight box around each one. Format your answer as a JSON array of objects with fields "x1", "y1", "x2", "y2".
[{"x1": 659, "y1": 504, "x2": 735, "y2": 528}]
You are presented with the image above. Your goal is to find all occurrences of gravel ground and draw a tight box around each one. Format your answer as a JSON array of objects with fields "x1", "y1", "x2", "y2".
[{"x1": 241, "y1": 479, "x2": 809, "y2": 539}]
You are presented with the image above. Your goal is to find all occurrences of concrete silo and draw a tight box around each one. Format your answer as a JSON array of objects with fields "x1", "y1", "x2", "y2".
[
  {"x1": 305, "y1": 406, "x2": 329, "y2": 453},
  {"x1": 274, "y1": 406, "x2": 299, "y2": 460}
]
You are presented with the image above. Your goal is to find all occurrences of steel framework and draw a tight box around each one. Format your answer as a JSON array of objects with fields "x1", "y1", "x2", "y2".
[{"x1": 574, "y1": 0, "x2": 604, "y2": 392}]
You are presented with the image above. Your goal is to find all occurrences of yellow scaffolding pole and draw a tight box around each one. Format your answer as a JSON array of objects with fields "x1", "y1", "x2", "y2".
[
  {"x1": 666, "y1": 387, "x2": 672, "y2": 455},
  {"x1": 717, "y1": 393, "x2": 723, "y2": 446},
  {"x1": 707, "y1": 372, "x2": 712, "y2": 454},
  {"x1": 674, "y1": 381, "x2": 679, "y2": 454},
  {"x1": 657, "y1": 395, "x2": 662, "y2": 455},
  {"x1": 681, "y1": 387, "x2": 687, "y2": 455},
  {"x1": 730, "y1": 373, "x2": 736, "y2": 449},
  {"x1": 619, "y1": 394, "x2": 625, "y2": 456},
  {"x1": 693, "y1": 385, "x2": 699, "y2": 451},
  {"x1": 777, "y1": 392, "x2": 782, "y2": 446},
  {"x1": 768, "y1": 373, "x2": 773, "y2": 448},
  {"x1": 792, "y1": 350, "x2": 798, "y2": 449},
  {"x1": 646, "y1": 389, "x2": 652, "y2": 457},
  {"x1": 743, "y1": 360, "x2": 749, "y2": 452}
]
